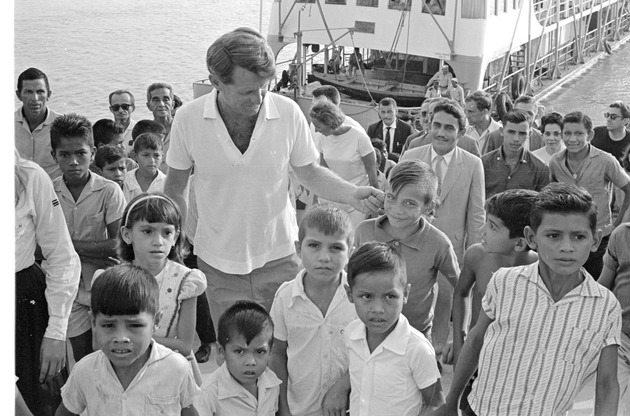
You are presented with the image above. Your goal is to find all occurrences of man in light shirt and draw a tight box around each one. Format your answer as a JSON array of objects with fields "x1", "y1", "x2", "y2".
[{"x1": 464, "y1": 91, "x2": 500, "y2": 155}]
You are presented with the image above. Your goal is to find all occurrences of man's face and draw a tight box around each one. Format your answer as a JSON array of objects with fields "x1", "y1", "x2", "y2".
[
  {"x1": 605, "y1": 107, "x2": 628, "y2": 131},
  {"x1": 431, "y1": 110, "x2": 462, "y2": 155},
  {"x1": 379, "y1": 104, "x2": 397, "y2": 126},
  {"x1": 110, "y1": 93, "x2": 135, "y2": 125},
  {"x1": 146, "y1": 88, "x2": 173, "y2": 120},
  {"x1": 17, "y1": 78, "x2": 49, "y2": 120},
  {"x1": 441, "y1": 66, "x2": 448, "y2": 75},
  {"x1": 464, "y1": 101, "x2": 487, "y2": 127},
  {"x1": 213, "y1": 67, "x2": 272, "y2": 117}
]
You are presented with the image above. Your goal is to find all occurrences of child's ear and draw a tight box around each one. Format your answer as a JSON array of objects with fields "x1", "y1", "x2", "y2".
[
  {"x1": 294, "y1": 240, "x2": 301, "y2": 258},
  {"x1": 217, "y1": 344, "x2": 225, "y2": 361},
  {"x1": 153, "y1": 310, "x2": 163, "y2": 331},
  {"x1": 345, "y1": 284, "x2": 354, "y2": 303},
  {"x1": 513, "y1": 237, "x2": 528, "y2": 252},
  {"x1": 591, "y1": 229, "x2": 603, "y2": 253},
  {"x1": 89, "y1": 311, "x2": 96, "y2": 329},
  {"x1": 121, "y1": 226, "x2": 133, "y2": 244},
  {"x1": 403, "y1": 283, "x2": 411, "y2": 304},
  {"x1": 94, "y1": 166, "x2": 103, "y2": 174},
  {"x1": 524, "y1": 226, "x2": 537, "y2": 250},
  {"x1": 90, "y1": 146, "x2": 96, "y2": 162}
]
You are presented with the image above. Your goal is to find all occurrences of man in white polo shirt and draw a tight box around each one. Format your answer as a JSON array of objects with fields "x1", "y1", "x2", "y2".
[{"x1": 165, "y1": 27, "x2": 382, "y2": 331}]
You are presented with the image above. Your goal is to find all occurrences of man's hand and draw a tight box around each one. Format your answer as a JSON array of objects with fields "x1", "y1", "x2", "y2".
[
  {"x1": 351, "y1": 187, "x2": 385, "y2": 215},
  {"x1": 40, "y1": 337, "x2": 66, "y2": 383}
]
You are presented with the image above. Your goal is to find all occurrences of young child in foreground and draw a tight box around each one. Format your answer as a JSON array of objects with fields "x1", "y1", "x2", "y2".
[
  {"x1": 432, "y1": 182, "x2": 622, "y2": 416},
  {"x1": 355, "y1": 159, "x2": 459, "y2": 342},
  {"x1": 269, "y1": 204, "x2": 358, "y2": 416},
  {"x1": 598, "y1": 221, "x2": 630, "y2": 414},
  {"x1": 56, "y1": 264, "x2": 200, "y2": 415},
  {"x1": 345, "y1": 241, "x2": 445, "y2": 416},
  {"x1": 196, "y1": 300, "x2": 281, "y2": 415}
]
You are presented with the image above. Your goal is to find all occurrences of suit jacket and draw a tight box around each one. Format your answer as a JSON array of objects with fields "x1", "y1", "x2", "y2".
[
  {"x1": 366, "y1": 118, "x2": 413, "y2": 156},
  {"x1": 405, "y1": 132, "x2": 481, "y2": 158},
  {"x1": 401, "y1": 144, "x2": 486, "y2": 262}
]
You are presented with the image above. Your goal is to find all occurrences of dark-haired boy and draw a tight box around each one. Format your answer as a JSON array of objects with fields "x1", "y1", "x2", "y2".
[
  {"x1": 447, "y1": 189, "x2": 538, "y2": 415},
  {"x1": 56, "y1": 264, "x2": 200, "y2": 416},
  {"x1": 124, "y1": 133, "x2": 166, "y2": 202},
  {"x1": 90, "y1": 118, "x2": 138, "y2": 174},
  {"x1": 481, "y1": 109, "x2": 550, "y2": 198},
  {"x1": 433, "y1": 183, "x2": 622, "y2": 416},
  {"x1": 93, "y1": 145, "x2": 127, "y2": 190},
  {"x1": 549, "y1": 111, "x2": 630, "y2": 278},
  {"x1": 50, "y1": 113, "x2": 125, "y2": 363},
  {"x1": 196, "y1": 300, "x2": 280, "y2": 415}
]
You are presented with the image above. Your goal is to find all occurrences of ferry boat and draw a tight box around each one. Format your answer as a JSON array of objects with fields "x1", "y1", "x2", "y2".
[{"x1": 194, "y1": 0, "x2": 630, "y2": 125}]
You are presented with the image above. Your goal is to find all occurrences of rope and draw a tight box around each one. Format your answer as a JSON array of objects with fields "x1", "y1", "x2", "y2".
[{"x1": 349, "y1": 32, "x2": 377, "y2": 104}]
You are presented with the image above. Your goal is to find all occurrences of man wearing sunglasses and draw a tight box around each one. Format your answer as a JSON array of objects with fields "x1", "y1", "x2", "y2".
[
  {"x1": 108, "y1": 89, "x2": 136, "y2": 155},
  {"x1": 592, "y1": 101, "x2": 630, "y2": 163}
]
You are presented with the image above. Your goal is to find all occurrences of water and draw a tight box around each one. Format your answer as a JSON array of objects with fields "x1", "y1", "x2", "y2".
[{"x1": 14, "y1": 0, "x2": 630, "y2": 124}]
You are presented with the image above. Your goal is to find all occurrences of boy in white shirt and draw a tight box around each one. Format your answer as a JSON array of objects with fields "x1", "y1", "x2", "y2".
[
  {"x1": 196, "y1": 300, "x2": 281, "y2": 415},
  {"x1": 270, "y1": 204, "x2": 358, "y2": 416},
  {"x1": 124, "y1": 132, "x2": 166, "y2": 201},
  {"x1": 344, "y1": 241, "x2": 444, "y2": 416}
]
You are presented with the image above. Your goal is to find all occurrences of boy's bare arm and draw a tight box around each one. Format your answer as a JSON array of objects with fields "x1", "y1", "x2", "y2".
[
  {"x1": 269, "y1": 338, "x2": 293, "y2": 416},
  {"x1": 181, "y1": 404, "x2": 199, "y2": 416},
  {"x1": 451, "y1": 245, "x2": 483, "y2": 364},
  {"x1": 594, "y1": 344, "x2": 619, "y2": 416},
  {"x1": 322, "y1": 371, "x2": 351, "y2": 416},
  {"x1": 54, "y1": 403, "x2": 78, "y2": 416},
  {"x1": 430, "y1": 311, "x2": 493, "y2": 416},
  {"x1": 418, "y1": 379, "x2": 445, "y2": 415},
  {"x1": 72, "y1": 219, "x2": 121, "y2": 262}
]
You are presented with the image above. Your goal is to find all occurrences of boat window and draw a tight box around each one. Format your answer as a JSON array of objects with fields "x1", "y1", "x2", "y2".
[
  {"x1": 461, "y1": 0, "x2": 485, "y2": 18},
  {"x1": 295, "y1": 0, "x2": 315, "y2": 3},
  {"x1": 357, "y1": 0, "x2": 378, "y2": 6},
  {"x1": 354, "y1": 21, "x2": 376, "y2": 33},
  {"x1": 388, "y1": 0, "x2": 411, "y2": 11},
  {"x1": 422, "y1": 0, "x2": 445, "y2": 15},
  {"x1": 325, "y1": 0, "x2": 346, "y2": 3}
]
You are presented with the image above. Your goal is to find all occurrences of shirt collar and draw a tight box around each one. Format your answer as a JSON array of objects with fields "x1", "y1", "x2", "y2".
[
  {"x1": 374, "y1": 214, "x2": 428, "y2": 250},
  {"x1": 525, "y1": 262, "x2": 604, "y2": 300},
  {"x1": 430, "y1": 145, "x2": 455, "y2": 166},
  {"x1": 498, "y1": 146, "x2": 528, "y2": 163},
  {"x1": 289, "y1": 269, "x2": 348, "y2": 307},
  {"x1": 15, "y1": 106, "x2": 57, "y2": 126},
  {"x1": 348, "y1": 314, "x2": 410, "y2": 355},
  {"x1": 216, "y1": 363, "x2": 281, "y2": 399},
  {"x1": 383, "y1": 118, "x2": 397, "y2": 131},
  {"x1": 54, "y1": 171, "x2": 106, "y2": 195}
]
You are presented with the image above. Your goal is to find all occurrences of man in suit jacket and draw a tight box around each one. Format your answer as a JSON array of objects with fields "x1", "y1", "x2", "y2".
[
  {"x1": 366, "y1": 97, "x2": 413, "y2": 158},
  {"x1": 402, "y1": 101, "x2": 485, "y2": 358}
]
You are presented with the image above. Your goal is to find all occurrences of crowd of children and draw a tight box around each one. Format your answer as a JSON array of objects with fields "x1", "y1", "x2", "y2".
[{"x1": 15, "y1": 61, "x2": 630, "y2": 416}]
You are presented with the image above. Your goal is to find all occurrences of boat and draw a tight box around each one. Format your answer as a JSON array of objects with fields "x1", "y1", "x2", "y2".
[{"x1": 194, "y1": 0, "x2": 630, "y2": 126}]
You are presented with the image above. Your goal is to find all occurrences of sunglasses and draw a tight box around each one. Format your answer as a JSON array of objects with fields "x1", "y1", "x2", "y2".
[
  {"x1": 110, "y1": 104, "x2": 133, "y2": 112},
  {"x1": 604, "y1": 113, "x2": 621, "y2": 120}
]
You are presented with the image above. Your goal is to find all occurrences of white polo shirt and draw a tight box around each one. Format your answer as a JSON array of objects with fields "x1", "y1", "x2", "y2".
[{"x1": 166, "y1": 89, "x2": 319, "y2": 274}]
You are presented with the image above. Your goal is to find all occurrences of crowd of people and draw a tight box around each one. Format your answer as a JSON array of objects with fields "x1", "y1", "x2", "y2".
[{"x1": 14, "y1": 25, "x2": 630, "y2": 416}]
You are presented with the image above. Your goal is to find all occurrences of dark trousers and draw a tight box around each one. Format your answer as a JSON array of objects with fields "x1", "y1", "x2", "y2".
[{"x1": 184, "y1": 246, "x2": 216, "y2": 344}]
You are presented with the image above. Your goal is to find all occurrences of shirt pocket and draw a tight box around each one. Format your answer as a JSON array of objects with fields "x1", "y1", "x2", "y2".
[
  {"x1": 145, "y1": 395, "x2": 180, "y2": 416},
  {"x1": 562, "y1": 326, "x2": 600, "y2": 365},
  {"x1": 83, "y1": 210, "x2": 107, "y2": 238}
]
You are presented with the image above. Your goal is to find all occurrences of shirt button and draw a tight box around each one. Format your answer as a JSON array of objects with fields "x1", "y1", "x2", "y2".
[{"x1": 394, "y1": 241, "x2": 399, "y2": 246}]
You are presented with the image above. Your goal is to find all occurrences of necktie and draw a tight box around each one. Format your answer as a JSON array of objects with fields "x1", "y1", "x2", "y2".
[
  {"x1": 385, "y1": 127, "x2": 392, "y2": 153},
  {"x1": 435, "y1": 155, "x2": 444, "y2": 193}
]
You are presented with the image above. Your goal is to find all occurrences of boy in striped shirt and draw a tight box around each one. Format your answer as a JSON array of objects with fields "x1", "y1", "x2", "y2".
[{"x1": 433, "y1": 183, "x2": 622, "y2": 416}]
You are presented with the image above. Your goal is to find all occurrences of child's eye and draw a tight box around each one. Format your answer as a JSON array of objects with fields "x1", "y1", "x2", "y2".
[
  {"x1": 546, "y1": 233, "x2": 559, "y2": 239},
  {"x1": 404, "y1": 201, "x2": 416, "y2": 207},
  {"x1": 100, "y1": 323, "x2": 114, "y2": 329},
  {"x1": 574, "y1": 234, "x2": 587, "y2": 240},
  {"x1": 308, "y1": 243, "x2": 319, "y2": 248},
  {"x1": 257, "y1": 349, "x2": 268, "y2": 355},
  {"x1": 360, "y1": 294, "x2": 372, "y2": 300},
  {"x1": 385, "y1": 194, "x2": 395, "y2": 201},
  {"x1": 386, "y1": 294, "x2": 398, "y2": 300}
]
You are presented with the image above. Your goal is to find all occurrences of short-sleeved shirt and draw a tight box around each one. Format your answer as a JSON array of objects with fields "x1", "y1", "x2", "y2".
[
  {"x1": 269, "y1": 269, "x2": 357, "y2": 415},
  {"x1": 166, "y1": 89, "x2": 319, "y2": 274},
  {"x1": 354, "y1": 215, "x2": 460, "y2": 334},
  {"x1": 346, "y1": 314, "x2": 441, "y2": 416},
  {"x1": 603, "y1": 223, "x2": 630, "y2": 336},
  {"x1": 53, "y1": 172, "x2": 126, "y2": 285},
  {"x1": 481, "y1": 147, "x2": 550, "y2": 198},
  {"x1": 469, "y1": 262, "x2": 622, "y2": 416},
  {"x1": 61, "y1": 340, "x2": 200, "y2": 416},
  {"x1": 317, "y1": 125, "x2": 374, "y2": 186},
  {"x1": 549, "y1": 145, "x2": 630, "y2": 236},
  {"x1": 15, "y1": 107, "x2": 62, "y2": 179},
  {"x1": 123, "y1": 168, "x2": 167, "y2": 202},
  {"x1": 591, "y1": 126, "x2": 630, "y2": 162},
  {"x1": 196, "y1": 363, "x2": 281, "y2": 416},
  {"x1": 466, "y1": 118, "x2": 501, "y2": 155}
]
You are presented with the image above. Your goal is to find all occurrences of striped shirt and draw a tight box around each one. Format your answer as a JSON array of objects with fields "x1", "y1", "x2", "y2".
[{"x1": 469, "y1": 262, "x2": 621, "y2": 416}]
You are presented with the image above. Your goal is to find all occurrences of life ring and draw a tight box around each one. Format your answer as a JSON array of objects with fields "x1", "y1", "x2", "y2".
[
  {"x1": 511, "y1": 74, "x2": 525, "y2": 99},
  {"x1": 494, "y1": 91, "x2": 513, "y2": 122},
  {"x1": 604, "y1": 39, "x2": 613, "y2": 55}
]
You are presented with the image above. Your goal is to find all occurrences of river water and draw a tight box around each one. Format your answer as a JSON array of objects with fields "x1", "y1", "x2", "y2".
[{"x1": 14, "y1": 0, "x2": 630, "y2": 124}]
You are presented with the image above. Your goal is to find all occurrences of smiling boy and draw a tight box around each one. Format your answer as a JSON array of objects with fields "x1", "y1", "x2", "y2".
[
  {"x1": 433, "y1": 183, "x2": 622, "y2": 416},
  {"x1": 549, "y1": 111, "x2": 630, "y2": 278},
  {"x1": 481, "y1": 109, "x2": 550, "y2": 198}
]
